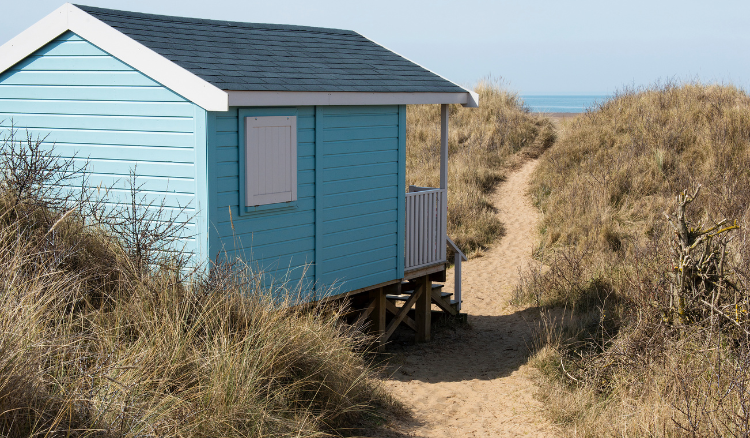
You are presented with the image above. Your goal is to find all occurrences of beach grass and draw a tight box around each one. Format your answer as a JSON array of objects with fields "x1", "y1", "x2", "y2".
[
  {"x1": 406, "y1": 80, "x2": 555, "y2": 257},
  {"x1": 519, "y1": 82, "x2": 750, "y2": 436}
]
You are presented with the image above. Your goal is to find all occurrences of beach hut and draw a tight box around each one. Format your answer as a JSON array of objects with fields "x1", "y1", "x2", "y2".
[{"x1": 0, "y1": 4, "x2": 476, "y2": 343}]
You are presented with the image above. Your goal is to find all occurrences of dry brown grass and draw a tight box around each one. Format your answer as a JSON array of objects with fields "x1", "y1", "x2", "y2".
[
  {"x1": 0, "y1": 131, "x2": 396, "y2": 437},
  {"x1": 406, "y1": 80, "x2": 555, "y2": 257},
  {"x1": 521, "y1": 83, "x2": 750, "y2": 437},
  {"x1": 0, "y1": 207, "x2": 396, "y2": 437}
]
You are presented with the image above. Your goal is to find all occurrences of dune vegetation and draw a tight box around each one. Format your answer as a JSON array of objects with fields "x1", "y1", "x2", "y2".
[
  {"x1": 406, "y1": 80, "x2": 555, "y2": 257},
  {"x1": 520, "y1": 83, "x2": 750, "y2": 436},
  {"x1": 0, "y1": 129, "x2": 395, "y2": 437}
]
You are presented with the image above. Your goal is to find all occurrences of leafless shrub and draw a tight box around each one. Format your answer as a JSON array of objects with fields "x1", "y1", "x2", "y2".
[{"x1": 0, "y1": 124, "x2": 395, "y2": 436}]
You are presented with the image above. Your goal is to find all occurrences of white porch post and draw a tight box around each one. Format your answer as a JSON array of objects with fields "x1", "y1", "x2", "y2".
[{"x1": 440, "y1": 104, "x2": 449, "y2": 261}]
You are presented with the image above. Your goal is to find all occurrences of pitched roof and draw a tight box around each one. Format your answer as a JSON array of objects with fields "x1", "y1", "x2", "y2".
[
  {"x1": 75, "y1": 5, "x2": 467, "y2": 94},
  {"x1": 0, "y1": 4, "x2": 477, "y2": 110}
]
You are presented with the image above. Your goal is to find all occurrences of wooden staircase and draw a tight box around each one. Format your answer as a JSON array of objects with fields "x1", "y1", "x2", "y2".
[{"x1": 386, "y1": 281, "x2": 459, "y2": 316}]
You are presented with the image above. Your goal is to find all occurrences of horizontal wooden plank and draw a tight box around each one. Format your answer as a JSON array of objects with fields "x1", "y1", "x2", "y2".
[
  {"x1": 52, "y1": 143, "x2": 195, "y2": 163},
  {"x1": 0, "y1": 112, "x2": 194, "y2": 133},
  {"x1": 320, "y1": 113, "x2": 398, "y2": 129},
  {"x1": 320, "y1": 234, "x2": 396, "y2": 260},
  {"x1": 0, "y1": 85, "x2": 186, "y2": 102},
  {"x1": 321, "y1": 174, "x2": 396, "y2": 195},
  {"x1": 322, "y1": 162, "x2": 396, "y2": 182},
  {"x1": 323, "y1": 149, "x2": 398, "y2": 169},
  {"x1": 215, "y1": 197, "x2": 315, "y2": 221},
  {"x1": 238, "y1": 237, "x2": 315, "y2": 261},
  {"x1": 321, "y1": 106, "x2": 398, "y2": 116},
  {"x1": 214, "y1": 210, "x2": 315, "y2": 234},
  {"x1": 0, "y1": 126, "x2": 195, "y2": 148},
  {"x1": 62, "y1": 173, "x2": 195, "y2": 194},
  {"x1": 321, "y1": 185, "x2": 397, "y2": 208},
  {"x1": 322, "y1": 267, "x2": 399, "y2": 297},
  {"x1": 219, "y1": 115, "x2": 315, "y2": 132},
  {"x1": 216, "y1": 184, "x2": 314, "y2": 206},
  {"x1": 321, "y1": 125, "x2": 398, "y2": 142},
  {"x1": 215, "y1": 156, "x2": 314, "y2": 178},
  {"x1": 321, "y1": 198, "x2": 397, "y2": 221},
  {"x1": 215, "y1": 143, "x2": 314, "y2": 163},
  {"x1": 321, "y1": 138, "x2": 398, "y2": 156},
  {"x1": 323, "y1": 245, "x2": 397, "y2": 273},
  {"x1": 215, "y1": 132, "x2": 238, "y2": 147},
  {"x1": 83, "y1": 187, "x2": 197, "y2": 209},
  {"x1": 323, "y1": 259, "x2": 398, "y2": 283},
  {"x1": 215, "y1": 117, "x2": 238, "y2": 132},
  {"x1": 320, "y1": 210, "x2": 397, "y2": 234},
  {"x1": 215, "y1": 175, "x2": 314, "y2": 194},
  {"x1": 69, "y1": 158, "x2": 196, "y2": 179},
  {"x1": 322, "y1": 221, "x2": 397, "y2": 248},
  {"x1": 214, "y1": 130, "x2": 315, "y2": 146},
  {"x1": 33, "y1": 40, "x2": 108, "y2": 57},
  {"x1": 222, "y1": 223, "x2": 315, "y2": 248},
  {"x1": 0, "y1": 99, "x2": 195, "y2": 117},
  {"x1": 11, "y1": 55, "x2": 132, "y2": 72},
  {"x1": 0, "y1": 71, "x2": 159, "y2": 87},
  {"x1": 65, "y1": 193, "x2": 198, "y2": 224}
]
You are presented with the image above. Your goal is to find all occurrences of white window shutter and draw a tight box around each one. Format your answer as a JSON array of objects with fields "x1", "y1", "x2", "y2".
[{"x1": 245, "y1": 116, "x2": 297, "y2": 206}]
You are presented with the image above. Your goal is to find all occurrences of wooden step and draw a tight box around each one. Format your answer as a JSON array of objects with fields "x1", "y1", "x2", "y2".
[
  {"x1": 386, "y1": 294, "x2": 412, "y2": 301},
  {"x1": 387, "y1": 287, "x2": 452, "y2": 301}
]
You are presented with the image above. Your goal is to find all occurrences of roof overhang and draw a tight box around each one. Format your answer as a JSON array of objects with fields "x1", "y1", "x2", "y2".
[
  {"x1": 227, "y1": 91, "x2": 479, "y2": 108},
  {"x1": 0, "y1": 3, "x2": 229, "y2": 111},
  {"x1": 0, "y1": 3, "x2": 479, "y2": 111}
]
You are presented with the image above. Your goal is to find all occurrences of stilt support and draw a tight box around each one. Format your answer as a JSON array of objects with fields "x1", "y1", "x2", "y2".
[{"x1": 415, "y1": 275, "x2": 431, "y2": 342}]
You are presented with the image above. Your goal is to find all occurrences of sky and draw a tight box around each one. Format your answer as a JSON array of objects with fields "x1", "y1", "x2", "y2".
[{"x1": 2, "y1": 0, "x2": 749, "y2": 95}]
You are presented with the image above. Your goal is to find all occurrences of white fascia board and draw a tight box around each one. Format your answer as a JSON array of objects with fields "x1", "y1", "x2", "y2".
[
  {"x1": 0, "y1": 4, "x2": 70, "y2": 74},
  {"x1": 228, "y1": 91, "x2": 474, "y2": 107},
  {"x1": 359, "y1": 33, "x2": 479, "y2": 108},
  {"x1": 0, "y1": 4, "x2": 228, "y2": 112}
]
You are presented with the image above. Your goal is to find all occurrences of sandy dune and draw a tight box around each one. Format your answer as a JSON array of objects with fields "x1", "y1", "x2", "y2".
[{"x1": 379, "y1": 159, "x2": 557, "y2": 437}]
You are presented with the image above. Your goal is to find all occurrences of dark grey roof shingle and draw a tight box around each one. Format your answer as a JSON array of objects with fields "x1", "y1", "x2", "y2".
[{"x1": 74, "y1": 5, "x2": 467, "y2": 94}]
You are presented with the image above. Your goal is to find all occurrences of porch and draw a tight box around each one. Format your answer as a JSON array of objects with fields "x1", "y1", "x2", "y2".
[{"x1": 351, "y1": 104, "x2": 468, "y2": 349}]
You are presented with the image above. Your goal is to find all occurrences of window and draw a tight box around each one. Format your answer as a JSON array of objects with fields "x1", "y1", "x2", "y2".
[{"x1": 244, "y1": 116, "x2": 297, "y2": 207}]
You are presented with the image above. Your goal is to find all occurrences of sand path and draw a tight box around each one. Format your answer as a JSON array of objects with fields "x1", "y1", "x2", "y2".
[{"x1": 381, "y1": 159, "x2": 557, "y2": 437}]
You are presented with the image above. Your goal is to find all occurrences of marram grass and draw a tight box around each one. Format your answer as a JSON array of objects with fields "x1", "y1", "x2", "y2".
[
  {"x1": 406, "y1": 80, "x2": 555, "y2": 257},
  {"x1": 0, "y1": 194, "x2": 395, "y2": 437}
]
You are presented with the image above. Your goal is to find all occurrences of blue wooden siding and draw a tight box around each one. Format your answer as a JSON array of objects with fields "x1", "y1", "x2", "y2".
[
  {"x1": 207, "y1": 107, "x2": 317, "y2": 298},
  {"x1": 0, "y1": 32, "x2": 205, "y2": 261},
  {"x1": 208, "y1": 105, "x2": 404, "y2": 299},
  {"x1": 316, "y1": 106, "x2": 402, "y2": 294}
]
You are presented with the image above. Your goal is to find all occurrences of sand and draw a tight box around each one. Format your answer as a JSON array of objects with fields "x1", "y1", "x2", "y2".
[{"x1": 377, "y1": 159, "x2": 557, "y2": 437}]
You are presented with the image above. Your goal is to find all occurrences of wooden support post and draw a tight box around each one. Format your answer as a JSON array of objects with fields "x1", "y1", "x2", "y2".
[
  {"x1": 369, "y1": 287, "x2": 386, "y2": 350},
  {"x1": 440, "y1": 104, "x2": 449, "y2": 262},
  {"x1": 415, "y1": 275, "x2": 431, "y2": 342}
]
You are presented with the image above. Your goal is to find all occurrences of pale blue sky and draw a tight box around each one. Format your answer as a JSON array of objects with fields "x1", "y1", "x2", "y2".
[{"x1": 3, "y1": 0, "x2": 749, "y2": 95}]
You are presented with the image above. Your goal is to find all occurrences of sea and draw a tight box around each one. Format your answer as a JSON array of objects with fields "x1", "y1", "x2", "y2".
[{"x1": 520, "y1": 95, "x2": 609, "y2": 114}]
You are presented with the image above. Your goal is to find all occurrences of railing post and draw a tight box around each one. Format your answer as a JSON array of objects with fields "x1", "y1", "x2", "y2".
[
  {"x1": 440, "y1": 104, "x2": 449, "y2": 262},
  {"x1": 454, "y1": 252, "x2": 461, "y2": 311}
]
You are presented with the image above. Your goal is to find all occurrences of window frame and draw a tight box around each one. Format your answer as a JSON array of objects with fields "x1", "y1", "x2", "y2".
[{"x1": 237, "y1": 108, "x2": 299, "y2": 216}]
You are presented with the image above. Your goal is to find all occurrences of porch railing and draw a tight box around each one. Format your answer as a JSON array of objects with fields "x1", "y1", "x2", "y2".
[{"x1": 405, "y1": 186, "x2": 446, "y2": 271}]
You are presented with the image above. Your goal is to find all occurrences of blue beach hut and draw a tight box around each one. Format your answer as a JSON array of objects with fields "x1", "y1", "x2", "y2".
[{"x1": 0, "y1": 4, "x2": 476, "y2": 343}]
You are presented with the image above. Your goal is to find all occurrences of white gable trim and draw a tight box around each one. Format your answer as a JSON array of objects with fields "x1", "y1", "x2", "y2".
[
  {"x1": 0, "y1": 3, "x2": 229, "y2": 111},
  {"x1": 228, "y1": 91, "x2": 477, "y2": 107}
]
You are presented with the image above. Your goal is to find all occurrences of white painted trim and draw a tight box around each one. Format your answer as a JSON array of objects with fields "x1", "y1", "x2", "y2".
[
  {"x1": 0, "y1": 5, "x2": 70, "y2": 75},
  {"x1": 358, "y1": 33, "x2": 479, "y2": 108},
  {"x1": 0, "y1": 4, "x2": 229, "y2": 112},
  {"x1": 228, "y1": 91, "x2": 474, "y2": 107}
]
